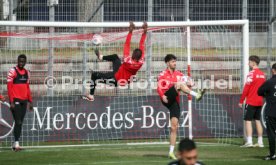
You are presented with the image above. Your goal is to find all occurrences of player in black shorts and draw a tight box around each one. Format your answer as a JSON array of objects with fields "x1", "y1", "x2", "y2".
[
  {"x1": 239, "y1": 56, "x2": 266, "y2": 148},
  {"x1": 244, "y1": 104, "x2": 262, "y2": 121},
  {"x1": 162, "y1": 86, "x2": 181, "y2": 119},
  {"x1": 157, "y1": 54, "x2": 206, "y2": 159}
]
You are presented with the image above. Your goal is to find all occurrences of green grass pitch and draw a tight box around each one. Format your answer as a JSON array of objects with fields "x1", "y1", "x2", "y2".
[{"x1": 0, "y1": 140, "x2": 275, "y2": 165}]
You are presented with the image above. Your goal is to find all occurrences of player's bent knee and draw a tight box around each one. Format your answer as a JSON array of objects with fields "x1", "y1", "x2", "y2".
[
  {"x1": 174, "y1": 82, "x2": 185, "y2": 90},
  {"x1": 180, "y1": 83, "x2": 189, "y2": 91},
  {"x1": 174, "y1": 84, "x2": 180, "y2": 91},
  {"x1": 170, "y1": 125, "x2": 178, "y2": 132}
]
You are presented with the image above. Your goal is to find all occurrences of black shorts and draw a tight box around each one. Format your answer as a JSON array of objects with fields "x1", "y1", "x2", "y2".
[
  {"x1": 244, "y1": 104, "x2": 262, "y2": 121},
  {"x1": 161, "y1": 86, "x2": 180, "y2": 119}
]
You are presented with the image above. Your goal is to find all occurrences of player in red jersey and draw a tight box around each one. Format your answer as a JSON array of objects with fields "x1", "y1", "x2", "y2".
[
  {"x1": 239, "y1": 55, "x2": 266, "y2": 148},
  {"x1": 82, "y1": 22, "x2": 147, "y2": 101},
  {"x1": 7, "y1": 54, "x2": 33, "y2": 151},
  {"x1": 157, "y1": 54, "x2": 206, "y2": 160}
]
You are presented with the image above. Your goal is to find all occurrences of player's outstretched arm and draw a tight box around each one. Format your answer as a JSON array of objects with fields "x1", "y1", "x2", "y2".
[
  {"x1": 123, "y1": 22, "x2": 135, "y2": 58},
  {"x1": 129, "y1": 21, "x2": 135, "y2": 33},
  {"x1": 139, "y1": 22, "x2": 148, "y2": 60}
]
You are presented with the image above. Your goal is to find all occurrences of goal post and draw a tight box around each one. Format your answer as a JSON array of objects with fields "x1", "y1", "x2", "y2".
[{"x1": 0, "y1": 20, "x2": 249, "y2": 147}]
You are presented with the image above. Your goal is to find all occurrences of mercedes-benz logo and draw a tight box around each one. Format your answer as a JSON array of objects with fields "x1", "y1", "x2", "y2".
[{"x1": 0, "y1": 101, "x2": 14, "y2": 139}]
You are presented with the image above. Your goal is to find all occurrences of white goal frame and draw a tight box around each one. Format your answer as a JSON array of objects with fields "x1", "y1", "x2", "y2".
[{"x1": 0, "y1": 20, "x2": 249, "y2": 146}]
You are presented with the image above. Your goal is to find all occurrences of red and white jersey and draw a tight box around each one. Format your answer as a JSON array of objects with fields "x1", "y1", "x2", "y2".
[
  {"x1": 239, "y1": 68, "x2": 266, "y2": 106},
  {"x1": 157, "y1": 69, "x2": 184, "y2": 103},
  {"x1": 115, "y1": 32, "x2": 147, "y2": 85},
  {"x1": 7, "y1": 66, "x2": 32, "y2": 103}
]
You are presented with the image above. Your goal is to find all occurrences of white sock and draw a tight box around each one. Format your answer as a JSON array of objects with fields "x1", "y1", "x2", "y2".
[
  {"x1": 15, "y1": 141, "x2": 19, "y2": 147},
  {"x1": 247, "y1": 136, "x2": 253, "y2": 144},
  {"x1": 99, "y1": 55, "x2": 103, "y2": 60},
  {"x1": 169, "y1": 145, "x2": 175, "y2": 153},
  {"x1": 258, "y1": 136, "x2": 263, "y2": 144},
  {"x1": 189, "y1": 91, "x2": 198, "y2": 97}
]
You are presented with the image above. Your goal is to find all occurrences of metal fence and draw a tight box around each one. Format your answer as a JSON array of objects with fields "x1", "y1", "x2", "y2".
[
  {"x1": 1, "y1": 1, "x2": 275, "y2": 72},
  {"x1": 0, "y1": 1, "x2": 272, "y2": 31}
]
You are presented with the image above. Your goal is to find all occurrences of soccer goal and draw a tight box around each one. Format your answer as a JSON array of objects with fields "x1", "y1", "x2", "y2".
[{"x1": 0, "y1": 20, "x2": 249, "y2": 148}]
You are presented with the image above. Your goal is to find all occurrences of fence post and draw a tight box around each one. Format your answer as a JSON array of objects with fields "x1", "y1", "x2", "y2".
[
  {"x1": 47, "y1": 0, "x2": 55, "y2": 96},
  {"x1": 82, "y1": 30, "x2": 88, "y2": 95},
  {"x1": 267, "y1": 0, "x2": 274, "y2": 78},
  {"x1": 146, "y1": 0, "x2": 153, "y2": 95}
]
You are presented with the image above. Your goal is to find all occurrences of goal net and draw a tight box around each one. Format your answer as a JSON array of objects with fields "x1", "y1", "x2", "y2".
[{"x1": 0, "y1": 20, "x2": 249, "y2": 147}]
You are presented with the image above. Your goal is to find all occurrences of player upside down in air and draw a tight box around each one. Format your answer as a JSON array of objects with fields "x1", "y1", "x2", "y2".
[
  {"x1": 157, "y1": 54, "x2": 206, "y2": 160},
  {"x1": 82, "y1": 22, "x2": 147, "y2": 101}
]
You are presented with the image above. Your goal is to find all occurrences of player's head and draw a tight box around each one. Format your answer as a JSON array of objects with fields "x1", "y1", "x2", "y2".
[
  {"x1": 272, "y1": 63, "x2": 276, "y2": 75},
  {"x1": 132, "y1": 48, "x2": 143, "y2": 61},
  {"x1": 17, "y1": 54, "x2": 27, "y2": 69},
  {"x1": 178, "y1": 138, "x2": 198, "y2": 165},
  {"x1": 165, "y1": 54, "x2": 177, "y2": 70},
  {"x1": 249, "y1": 55, "x2": 260, "y2": 69}
]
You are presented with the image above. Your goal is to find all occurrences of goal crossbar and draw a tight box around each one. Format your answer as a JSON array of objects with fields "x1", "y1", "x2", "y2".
[{"x1": 0, "y1": 20, "x2": 249, "y2": 28}]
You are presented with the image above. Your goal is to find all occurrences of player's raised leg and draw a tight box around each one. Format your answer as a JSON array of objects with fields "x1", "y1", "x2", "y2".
[
  {"x1": 82, "y1": 49, "x2": 120, "y2": 101},
  {"x1": 96, "y1": 51, "x2": 121, "y2": 74},
  {"x1": 83, "y1": 70, "x2": 114, "y2": 101},
  {"x1": 175, "y1": 82, "x2": 206, "y2": 101}
]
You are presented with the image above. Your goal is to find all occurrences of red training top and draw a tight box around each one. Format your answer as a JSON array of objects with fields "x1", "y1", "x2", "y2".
[
  {"x1": 114, "y1": 32, "x2": 147, "y2": 85},
  {"x1": 157, "y1": 69, "x2": 184, "y2": 103},
  {"x1": 239, "y1": 68, "x2": 265, "y2": 106},
  {"x1": 7, "y1": 66, "x2": 32, "y2": 103}
]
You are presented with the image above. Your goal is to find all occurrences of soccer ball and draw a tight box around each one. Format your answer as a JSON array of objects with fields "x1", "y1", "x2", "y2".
[{"x1": 91, "y1": 34, "x2": 103, "y2": 46}]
